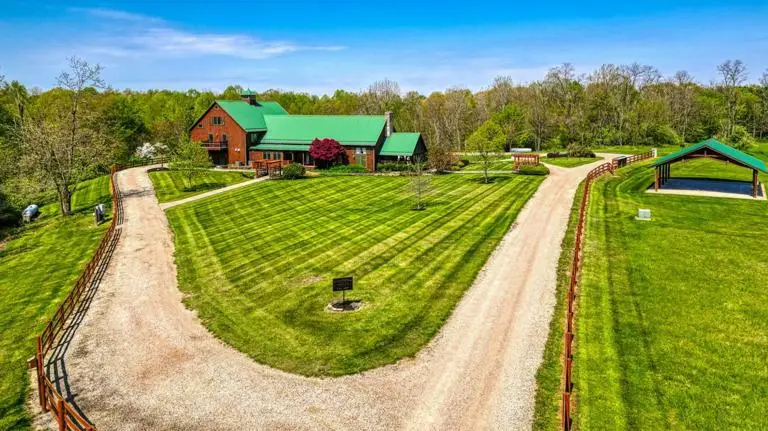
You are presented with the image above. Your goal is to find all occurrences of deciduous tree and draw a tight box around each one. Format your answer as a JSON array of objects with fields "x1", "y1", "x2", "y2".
[
  {"x1": 13, "y1": 57, "x2": 109, "y2": 216},
  {"x1": 717, "y1": 59, "x2": 748, "y2": 138},
  {"x1": 171, "y1": 136, "x2": 212, "y2": 190},
  {"x1": 309, "y1": 138, "x2": 346, "y2": 167},
  {"x1": 465, "y1": 120, "x2": 505, "y2": 183}
]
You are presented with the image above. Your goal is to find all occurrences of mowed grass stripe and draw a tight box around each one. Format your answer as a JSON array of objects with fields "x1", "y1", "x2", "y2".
[
  {"x1": 0, "y1": 176, "x2": 111, "y2": 430},
  {"x1": 149, "y1": 169, "x2": 253, "y2": 203},
  {"x1": 167, "y1": 173, "x2": 544, "y2": 376},
  {"x1": 573, "y1": 160, "x2": 768, "y2": 429}
]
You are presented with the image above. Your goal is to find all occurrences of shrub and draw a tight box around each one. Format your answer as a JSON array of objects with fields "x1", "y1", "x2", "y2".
[
  {"x1": 318, "y1": 164, "x2": 369, "y2": 174},
  {"x1": 566, "y1": 143, "x2": 596, "y2": 158},
  {"x1": 309, "y1": 138, "x2": 346, "y2": 167},
  {"x1": 378, "y1": 162, "x2": 424, "y2": 172},
  {"x1": 282, "y1": 163, "x2": 306, "y2": 179},
  {"x1": 518, "y1": 164, "x2": 550, "y2": 176},
  {"x1": 546, "y1": 152, "x2": 567, "y2": 158},
  {"x1": 720, "y1": 125, "x2": 756, "y2": 151},
  {"x1": 643, "y1": 124, "x2": 682, "y2": 147}
]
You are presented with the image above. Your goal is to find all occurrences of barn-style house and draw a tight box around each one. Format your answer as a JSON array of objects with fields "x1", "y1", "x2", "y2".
[{"x1": 190, "y1": 91, "x2": 426, "y2": 171}]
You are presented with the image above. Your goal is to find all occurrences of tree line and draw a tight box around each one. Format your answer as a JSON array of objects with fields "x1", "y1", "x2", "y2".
[{"x1": 1, "y1": 57, "x2": 767, "y2": 223}]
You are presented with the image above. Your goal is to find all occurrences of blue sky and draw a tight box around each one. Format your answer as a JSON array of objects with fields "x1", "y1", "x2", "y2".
[{"x1": 1, "y1": 1, "x2": 767, "y2": 94}]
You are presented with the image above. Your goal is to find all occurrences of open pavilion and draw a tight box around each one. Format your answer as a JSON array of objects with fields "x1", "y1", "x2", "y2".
[{"x1": 652, "y1": 138, "x2": 767, "y2": 199}]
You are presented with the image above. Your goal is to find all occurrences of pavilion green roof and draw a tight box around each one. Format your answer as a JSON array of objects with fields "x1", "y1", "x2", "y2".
[
  {"x1": 380, "y1": 133, "x2": 423, "y2": 156},
  {"x1": 653, "y1": 138, "x2": 768, "y2": 173},
  {"x1": 261, "y1": 115, "x2": 385, "y2": 146}
]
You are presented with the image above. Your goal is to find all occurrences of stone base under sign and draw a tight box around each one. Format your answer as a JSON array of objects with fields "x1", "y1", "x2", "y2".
[{"x1": 326, "y1": 300, "x2": 364, "y2": 313}]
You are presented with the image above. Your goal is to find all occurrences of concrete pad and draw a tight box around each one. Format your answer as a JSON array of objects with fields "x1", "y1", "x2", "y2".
[{"x1": 647, "y1": 178, "x2": 766, "y2": 201}]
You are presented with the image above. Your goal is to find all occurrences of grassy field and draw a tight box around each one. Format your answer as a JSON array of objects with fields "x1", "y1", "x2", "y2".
[
  {"x1": 0, "y1": 176, "x2": 112, "y2": 430},
  {"x1": 148, "y1": 169, "x2": 253, "y2": 203},
  {"x1": 167, "y1": 173, "x2": 544, "y2": 376},
  {"x1": 534, "y1": 158, "x2": 768, "y2": 429},
  {"x1": 454, "y1": 154, "x2": 514, "y2": 171},
  {"x1": 541, "y1": 156, "x2": 602, "y2": 168}
]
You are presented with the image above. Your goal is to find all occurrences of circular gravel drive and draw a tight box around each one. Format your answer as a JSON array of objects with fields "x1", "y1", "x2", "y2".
[{"x1": 62, "y1": 159, "x2": 609, "y2": 430}]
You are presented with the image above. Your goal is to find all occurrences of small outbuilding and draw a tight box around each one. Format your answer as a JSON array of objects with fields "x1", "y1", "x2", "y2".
[{"x1": 652, "y1": 138, "x2": 767, "y2": 198}]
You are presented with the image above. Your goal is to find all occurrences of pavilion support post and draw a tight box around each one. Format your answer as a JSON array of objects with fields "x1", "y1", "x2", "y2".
[
  {"x1": 754, "y1": 169, "x2": 759, "y2": 198},
  {"x1": 655, "y1": 166, "x2": 660, "y2": 191}
]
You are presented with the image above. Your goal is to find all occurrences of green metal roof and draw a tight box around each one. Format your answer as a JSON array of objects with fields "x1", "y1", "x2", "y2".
[
  {"x1": 251, "y1": 143, "x2": 311, "y2": 152},
  {"x1": 257, "y1": 101, "x2": 289, "y2": 115},
  {"x1": 654, "y1": 138, "x2": 768, "y2": 173},
  {"x1": 203, "y1": 100, "x2": 288, "y2": 132},
  {"x1": 380, "y1": 133, "x2": 423, "y2": 156},
  {"x1": 262, "y1": 115, "x2": 385, "y2": 146}
]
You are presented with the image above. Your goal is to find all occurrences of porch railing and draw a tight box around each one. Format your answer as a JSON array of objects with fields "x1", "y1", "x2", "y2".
[{"x1": 202, "y1": 141, "x2": 228, "y2": 150}]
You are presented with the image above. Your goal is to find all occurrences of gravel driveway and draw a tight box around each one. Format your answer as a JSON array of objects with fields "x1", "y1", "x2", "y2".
[{"x1": 58, "y1": 158, "x2": 610, "y2": 430}]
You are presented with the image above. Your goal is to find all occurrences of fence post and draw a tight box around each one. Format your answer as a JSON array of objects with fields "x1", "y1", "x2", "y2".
[
  {"x1": 57, "y1": 399, "x2": 65, "y2": 431},
  {"x1": 36, "y1": 337, "x2": 47, "y2": 409}
]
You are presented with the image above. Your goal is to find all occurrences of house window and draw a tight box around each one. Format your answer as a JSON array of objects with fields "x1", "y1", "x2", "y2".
[
  {"x1": 197, "y1": 123, "x2": 203, "y2": 128},
  {"x1": 264, "y1": 151, "x2": 282, "y2": 160},
  {"x1": 208, "y1": 133, "x2": 214, "y2": 142},
  {"x1": 212, "y1": 116, "x2": 224, "y2": 125},
  {"x1": 222, "y1": 133, "x2": 228, "y2": 143}
]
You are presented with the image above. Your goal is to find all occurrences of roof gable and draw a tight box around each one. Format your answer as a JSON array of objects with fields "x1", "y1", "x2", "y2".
[
  {"x1": 654, "y1": 138, "x2": 768, "y2": 173},
  {"x1": 192, "y1": 100, "x2": 288, "y2": 132},
  {"x1": 380, "y1": 133, "x2": 423, "y2": 156},
  {"x1": 261, "y1": 115, "x2": 386, "y2": 146}
]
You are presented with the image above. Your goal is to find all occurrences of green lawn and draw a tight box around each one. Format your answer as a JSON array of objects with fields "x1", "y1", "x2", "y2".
[
  {"x1": 534, "y1": 159, "x2": 768, "y2": 429},
  {"x1": 167, "y1": 174, "x2": 544, "y2": 376},
  {"x1": 541, "y1": 156, "x2": 602, "y2": 168},
  {"x1": 0, "y1": 176, "x2": 112, "y2": 430},
  {"x1": 148, "y1": 169, "x2": 253, "y2": 203},
  {"x1": 455, "y1": 154, "x2": 514, "y2": 171}
]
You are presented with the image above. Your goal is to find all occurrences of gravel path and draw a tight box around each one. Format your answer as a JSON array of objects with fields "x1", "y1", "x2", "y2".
[{"x1": 61, "y1": 158, "x2": 610, "y2": 430}]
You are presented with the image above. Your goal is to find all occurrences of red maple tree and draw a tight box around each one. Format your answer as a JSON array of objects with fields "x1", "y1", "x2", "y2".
[{"x1": 309, "y1": 138, "x2": 346, "y2": 167}]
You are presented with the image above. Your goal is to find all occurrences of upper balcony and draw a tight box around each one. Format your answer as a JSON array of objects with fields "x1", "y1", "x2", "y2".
[{"x1": 201, "y1": 141, "x2": 228, "y2": 151}]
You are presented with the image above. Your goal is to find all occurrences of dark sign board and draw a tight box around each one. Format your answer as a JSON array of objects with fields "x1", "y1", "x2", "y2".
[{"x1": 332, "y1": 277, "x2": 353, "y2": 292}]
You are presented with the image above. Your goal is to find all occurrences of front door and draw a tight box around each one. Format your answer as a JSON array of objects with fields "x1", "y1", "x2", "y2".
[{"x1": 355, "y1": 147, "x2": 366, "y2": 166}]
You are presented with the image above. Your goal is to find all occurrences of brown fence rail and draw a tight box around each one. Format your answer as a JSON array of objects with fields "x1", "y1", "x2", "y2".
[
  {"x1": 561, "y1": 149, "x2": 655, "y2": 431},
  {"x1": 31, "y1": 160, "x2": 160, "y2": 431}
]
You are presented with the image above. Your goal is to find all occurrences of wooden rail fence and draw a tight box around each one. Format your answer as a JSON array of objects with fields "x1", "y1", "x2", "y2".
[
  {"x1": 561, "y1": 149, "x2": 656, "y2": 430},
  {"x1": 30, "y1": 160, "x2": 162, "y2": 431}
]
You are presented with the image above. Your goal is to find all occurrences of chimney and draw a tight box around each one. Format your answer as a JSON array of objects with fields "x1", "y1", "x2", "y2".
[{"x1": 385, "y1": 111, "x2": 394, "y2": 137}]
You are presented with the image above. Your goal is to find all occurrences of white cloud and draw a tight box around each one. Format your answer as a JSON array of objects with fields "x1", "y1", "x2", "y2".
[
  {"x1": 72, "y1": 8, "x2": 344, "y2": 60},
  {"x1": 71, "y1": 7, "x2": 163, "y2": 23}
]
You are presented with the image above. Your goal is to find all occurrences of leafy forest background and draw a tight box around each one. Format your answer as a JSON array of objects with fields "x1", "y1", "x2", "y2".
[{"x1": 1, "y1": 58, "x2": 767, "y2": 225}]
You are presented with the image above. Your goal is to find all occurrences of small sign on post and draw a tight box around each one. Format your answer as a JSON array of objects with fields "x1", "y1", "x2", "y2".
[{"x1": 332, "y1": 277, "x2": 353, "y2": 304}]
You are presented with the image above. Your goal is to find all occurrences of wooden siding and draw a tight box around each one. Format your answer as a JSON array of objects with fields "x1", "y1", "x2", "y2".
[{"x1": 190, "y1": 103, "x2": 248, "y2": 166}]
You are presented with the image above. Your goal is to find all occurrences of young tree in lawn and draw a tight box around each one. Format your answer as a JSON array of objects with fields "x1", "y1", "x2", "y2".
[
  {"x1": 171, "y1": 136, "x2": 212, "y2": 190},
  {"x1": 407, "y1": 155, "x2": 431, "y2": 210},
  {"x1": 13, "y1": 57, "x2": 109, "y2": 216},
  {"x1": 309, "y1": 138, "x2": 346, "y2": 168},
  {"x1": 465, "y1": 120, "x2": 506, "y2": 183}
]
